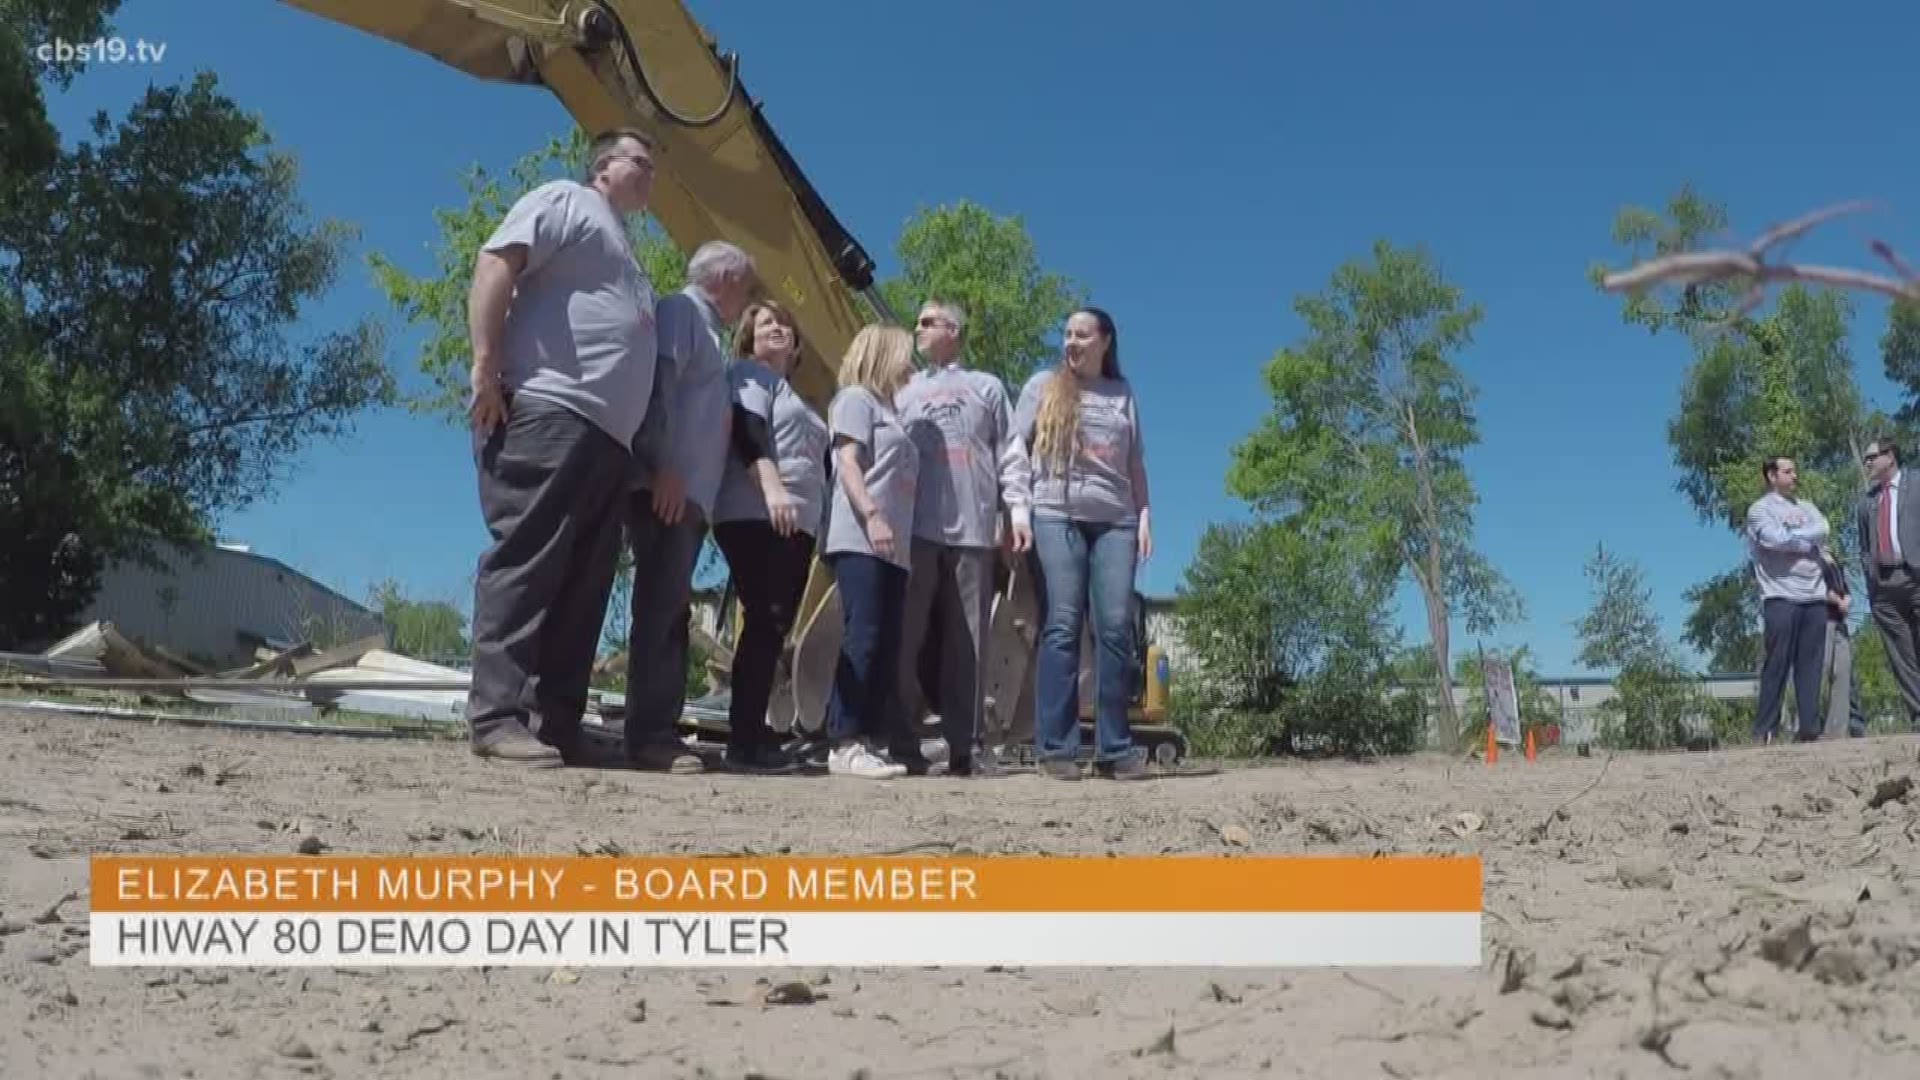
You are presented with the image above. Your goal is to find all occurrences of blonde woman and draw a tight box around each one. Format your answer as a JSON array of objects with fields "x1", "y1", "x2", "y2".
[
  {"x1": 821, "y1": 325, "x2": 920, "y2": 778},
  {"x1": 1012, "y1": 307, "x2": 1151, "y2": 781},
  {"x1": 710, "y1": 300, "x2": 828, "y2": 773}
]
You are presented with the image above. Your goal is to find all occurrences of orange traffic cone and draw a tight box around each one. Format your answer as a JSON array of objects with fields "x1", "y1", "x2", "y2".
[
  {"x1": 1485, "y1": 723, "x2": 1498, "y2": 764},
  {"x1": 1525, "y1": 729, "x2": 1536, "y2": 763}
]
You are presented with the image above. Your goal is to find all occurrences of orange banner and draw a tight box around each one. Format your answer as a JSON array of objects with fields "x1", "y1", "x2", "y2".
[{"x1": 91, "y1": 855, "x2": 1479, "y2": 914}]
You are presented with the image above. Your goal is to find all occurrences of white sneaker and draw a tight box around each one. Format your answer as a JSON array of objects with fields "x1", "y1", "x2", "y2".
[{"x1": 829, "y1": 742, "x2": 906, "y2": 779}]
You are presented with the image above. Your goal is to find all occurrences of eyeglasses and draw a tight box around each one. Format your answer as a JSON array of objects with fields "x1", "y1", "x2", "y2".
[
  {"x1": 916, "y1": 316, "x2": 954, "y2": 329},
  {"x1": 602, "y1": 154, "x2": 655, "y2": 174}
]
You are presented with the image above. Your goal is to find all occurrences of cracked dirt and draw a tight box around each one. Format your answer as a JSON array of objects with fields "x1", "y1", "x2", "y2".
[{"x1": 3, "y1": 707, "x2": 1918, "y2": 1078}]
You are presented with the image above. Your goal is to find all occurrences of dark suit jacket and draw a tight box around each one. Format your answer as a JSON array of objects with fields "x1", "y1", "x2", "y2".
[{"x1": 1857, "y1": 467, "x2": 1920, "y2": 581}]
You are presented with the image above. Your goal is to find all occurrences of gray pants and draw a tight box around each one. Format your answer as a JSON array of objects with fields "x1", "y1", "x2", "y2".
[
  {"x1": 1869, "y1": 563, "x2": 1920, "y2": 726},
  {"x1": 466, "y1": 395, "x2": 628, "y2": 749},
  {"x1": 899, "y1": 543, "x2": 996, "y2": 758},
  {"x1": 621, "y1": 494, "x2": 707, "y2": 752},
  {"x1": 1821, "y1": 619, "x2": 1863, "y2": 738}
]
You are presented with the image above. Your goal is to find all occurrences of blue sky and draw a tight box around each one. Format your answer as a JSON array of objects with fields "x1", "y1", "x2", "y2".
[{"x1": 39, "y1": 0, "x2": 1920, "y2": 676}]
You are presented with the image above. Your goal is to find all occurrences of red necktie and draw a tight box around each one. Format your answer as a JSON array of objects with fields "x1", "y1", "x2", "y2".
[{"x1": 1879, "y1": 484, "x2": 1898, "y2": 566}]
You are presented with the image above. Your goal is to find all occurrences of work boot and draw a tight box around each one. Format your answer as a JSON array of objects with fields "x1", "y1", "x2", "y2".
[
  {"x1": 472, "y1": 724, "x2": 563, "y2": 768},
  {"x1": 628, "y1": 740, "x2": 705, "y2": 775}
]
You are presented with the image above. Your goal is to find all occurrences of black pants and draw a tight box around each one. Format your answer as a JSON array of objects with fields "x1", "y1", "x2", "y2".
[
  {"x1": 621, "y1": 495, "x2": 707, "y2": 756},
  {"x1": 714, "y1": 522, "x2": 816, "y2": 754},
  {"x1": 466, "y1": 395, "x2": 627, "y2": 750},
  {"x1": 1754, "y1": 598, "x2": 1827, "y2": 741},
  {"x1": 824, "y1": 552, "x2": 913, "y2": 752}
]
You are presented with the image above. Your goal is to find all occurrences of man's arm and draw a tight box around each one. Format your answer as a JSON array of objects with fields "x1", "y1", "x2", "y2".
[
  {"x1": 467, "y1": 246, "x2": 525, "y2": 374},
  {"x1": 1748, "y1": 500, "x2": 1819, "y2": 553},
  {"x1": 634, "y1": 296, "x2": 694, "y2": 474}
]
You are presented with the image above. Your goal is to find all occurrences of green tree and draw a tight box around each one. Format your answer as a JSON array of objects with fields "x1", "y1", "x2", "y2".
[
  {"x1": 874, "y1": 200, "x2": 1082, "y2": 387},
  {"x1": 0, "y1": 1, "x2": 120, "y2": 194},
  {"x1": 1574, "y1": 544, "x2": 1707, "y2": 749},
  {"x1": 1883, "y1": 299, "x2": 1920, "y2": 431},
  {"x1": 1171, "y1": 518, "x2": 1410, "y2": 756},
  {"x1": 1, "y1": 38, "x2": 392, "y2": 647},
  {"x1": 368, "y1": 128, "x2": 687, "y2": 424},
  {"x1": 368, "y1": 579, "x2": 469, "y2": 660},
  {"x1": 1225, "y1": 240, "x2": 1522, "y2": 748}
]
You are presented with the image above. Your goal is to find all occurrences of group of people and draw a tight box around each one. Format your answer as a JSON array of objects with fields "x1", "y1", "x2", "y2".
[
  {"x1": 460, "y1": 128, "x2": 1153, "y2": 781},
  {"x1": 1745, "y1": 438, "x2": 1920, "y2": 741}
]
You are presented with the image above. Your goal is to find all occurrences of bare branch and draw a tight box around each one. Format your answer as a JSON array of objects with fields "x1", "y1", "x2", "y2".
[
  {"x1": 1599, "y1": 200, "x2": 1920, "y2": 305},
  {"x1": 1748, "y1": 200, "x2": 1875, "y2": 256}
]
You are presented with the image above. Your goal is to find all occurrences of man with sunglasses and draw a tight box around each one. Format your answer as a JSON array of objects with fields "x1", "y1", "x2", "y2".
[
  {"x1": 1858, "y1": 437, "x2": 1920, "y2": 730},
  {"x1": 893, "y1": 299, "x2": 1032, "y2": 776},
  {"x1": 462, "y1": 128, "x2": 663, "y2": 768}
]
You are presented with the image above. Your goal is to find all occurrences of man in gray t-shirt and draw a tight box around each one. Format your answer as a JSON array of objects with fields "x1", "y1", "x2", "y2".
[
  {"x1": 465, "y1": 129, "x2": 660, "y2": 769},
  {"x1": 892, "y1": 299, "x2": 1032, "y2": 775},
  {"x1": 619, "y1": 241, "x2": 757, "y2": 774}
]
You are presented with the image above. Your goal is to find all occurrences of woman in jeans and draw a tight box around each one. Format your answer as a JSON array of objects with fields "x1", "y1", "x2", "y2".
[
  {"x1": 1012, "y1": 307, "x2": 1151, "y2": 780},
  {"x1": 710, "y1": 300, "x2": 828, "y2": 773},
  {"x1": 821, "y1": 325, "x2": 920, "y2": 778}
]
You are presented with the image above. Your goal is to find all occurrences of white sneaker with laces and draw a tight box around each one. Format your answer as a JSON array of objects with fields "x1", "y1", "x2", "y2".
[{"x1": 829, "y1": 742, "x2": 906, "y2": 779}]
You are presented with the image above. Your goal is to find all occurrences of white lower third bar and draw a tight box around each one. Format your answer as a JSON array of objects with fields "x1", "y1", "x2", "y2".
[{"x1": 90, "y1": 912, "x2": 1481, "y2": 967}]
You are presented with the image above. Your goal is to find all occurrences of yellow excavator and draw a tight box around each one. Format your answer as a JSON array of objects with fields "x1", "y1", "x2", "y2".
[{"x1": 278, "y1": 0, "x2": 1184, "y2": 766}]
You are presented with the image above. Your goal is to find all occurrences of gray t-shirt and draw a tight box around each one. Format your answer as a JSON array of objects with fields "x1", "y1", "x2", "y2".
[
  {"x1": 1012, "y1": 369, "x2": 1147, "y2": 526},
  {"x1": 896, "y1": 365, "x2": 1032, "y2": 548},
  {"x1": 712, "y1": 359, "x2": 829, "y2": 535},
  {"x1": 630, "y1": 287, "x2": 733, "y2": 519},
  {"x1": 481, "y1": 180, "x2": 656, "y2": 448},
  {"x1": 824, "y1": 386, "x2": 919, "y2": 571}
]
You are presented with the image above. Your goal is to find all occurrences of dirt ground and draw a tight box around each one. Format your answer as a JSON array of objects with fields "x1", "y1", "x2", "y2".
[{"x1": 2, "y1": 707, "x2": 1918, "y2": 1079}]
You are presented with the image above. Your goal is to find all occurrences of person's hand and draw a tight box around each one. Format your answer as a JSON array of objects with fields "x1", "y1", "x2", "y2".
[
  {"x1": 866, "y1": 514, "x2": 896, "y2": 561},
  {"x1": 1137, "y1": 512, "x2": 1153, "y2": 562},
  {"x1": 469, "y1": 363, "x2": 507, "y2": 435},
  {"x1": 765, "y1": 486, "x2": 799, "y2": 537},
  {"x1": 1835, "y1": 592, "x2": 1851, "y2": 617},
  {"x1": 1007, "y1": 520, "x2": 1033, "y2": 554},
  {"x1": 652, "y1": 469, "x2": 687, "y2": 526}
]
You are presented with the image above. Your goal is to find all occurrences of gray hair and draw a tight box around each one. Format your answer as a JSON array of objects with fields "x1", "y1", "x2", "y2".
[
  {"x1": 687, "y1": 240, "x2": 755, "y2": 288},
  {"x1": 921, "y1": 298, "x2": 967, "y2": 336}
]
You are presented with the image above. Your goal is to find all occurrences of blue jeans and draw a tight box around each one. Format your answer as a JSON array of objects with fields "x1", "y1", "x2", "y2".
[
  {"x1": 824, "y1": 552, "x2": 909, "y2": 746},
  {"x1": 1032, "y1": 517, "x2": 1138, "y2": 763}
]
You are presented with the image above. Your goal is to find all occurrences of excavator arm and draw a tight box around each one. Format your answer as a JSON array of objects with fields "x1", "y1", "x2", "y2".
[{"x1": 279, "y1": 0, "x2": 882, "y2": 413}]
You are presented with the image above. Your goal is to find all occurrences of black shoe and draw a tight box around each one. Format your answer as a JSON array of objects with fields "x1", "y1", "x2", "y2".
[
  {"x1": 783, "y1": 733, "x2": 830, "y2": 766},
  {"x1": 724, "y1": 744, "x2": 800, "y2": 774},
  {"x1": 888, "y1": 748, "x2": 935, "y2": 777},
  {"x1": 1095, "y1": 753, "x2": 1149, "y2": 780}
]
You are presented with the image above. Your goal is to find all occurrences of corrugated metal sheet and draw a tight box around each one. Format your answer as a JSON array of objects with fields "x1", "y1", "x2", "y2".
[{"x1": 79, "y1": 544, "x2": 387, "y2": 670}]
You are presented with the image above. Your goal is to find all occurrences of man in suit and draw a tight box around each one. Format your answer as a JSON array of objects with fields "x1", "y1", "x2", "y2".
[{"x1": 1857, "y1": 435, "x2": 1920, "y2": 730}]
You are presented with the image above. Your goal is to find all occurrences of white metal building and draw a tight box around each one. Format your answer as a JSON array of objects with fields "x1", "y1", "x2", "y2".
[{"x1": 78, "y1": 542, "x2": 386, "y2": 670}]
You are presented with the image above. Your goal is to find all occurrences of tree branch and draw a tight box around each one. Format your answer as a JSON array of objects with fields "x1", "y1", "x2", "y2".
[{"x1": 1600, "y1": 200, "x2": 1920, "y2": 309}]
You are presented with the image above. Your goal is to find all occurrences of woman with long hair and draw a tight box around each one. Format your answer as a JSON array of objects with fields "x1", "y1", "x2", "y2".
[
  {"x1": 1012, "y1": 307, "x2": 1152, "y2": 780},
  {"x1": 820, "y1": 325, "x2": 920, "y2": 778},
  {"x1": 710, "y1": 300, "x2": 827, "y2": 772}
]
